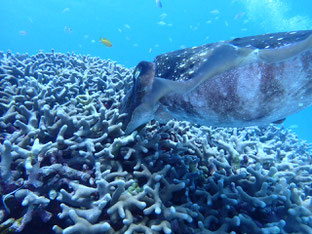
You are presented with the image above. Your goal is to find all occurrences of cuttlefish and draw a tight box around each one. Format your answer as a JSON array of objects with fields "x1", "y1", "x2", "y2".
[{"x1": 121, "y1": 30, "x2": 312, "y2": 133}]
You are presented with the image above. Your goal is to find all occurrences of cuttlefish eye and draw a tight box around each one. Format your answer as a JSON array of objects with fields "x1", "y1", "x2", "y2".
[
  {"x1": 133, "y1": 61, "x2": 154, "y2": 76},
  {"x1": 133, "y1": 66, "x2": 141, "y2": 79}
]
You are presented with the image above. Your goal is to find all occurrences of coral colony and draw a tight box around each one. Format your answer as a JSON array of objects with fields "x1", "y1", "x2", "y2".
[{"x1": 1, "y1": 49, "x2": 312, "y2": 233}]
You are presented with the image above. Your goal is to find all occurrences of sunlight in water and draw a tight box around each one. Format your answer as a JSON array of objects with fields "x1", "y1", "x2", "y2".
[{"x1": 240, "y1": 0, "x2": 312, "y2": 31}]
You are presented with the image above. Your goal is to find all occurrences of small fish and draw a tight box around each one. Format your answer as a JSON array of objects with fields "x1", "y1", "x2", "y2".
[
  {"x1": 64, "y1": 25, "x2": 72, "y2": 34},
  {"x1": 124, "y1": 24, "x2": 131, "y2": 29},
  {"x1": 62, "y1": 8, "x2": 70, "y2": 14},
  {"x1": 158, "y1": 21, "x2": 166, "y2": 26},
  {"x1": 234, "y1": 12, "x2": 245, "y2": 20},
  {"x1": 160, "y1": 13, "x2": 167, "y2": 20},
  {"x1": 19, "y1": 30, "x2": 28, "y2": 36},
  {"x1": 99, "y1": 38, "x2": 112, "y2": 47},
  {"x1": 210, "y1": 9, "x2": 220, "y2": 15},
  {"x1": 156, "y1": 0, "x2": 162, "y2": 8},
  {"x1": 289, "y1": 124, "x2": 299, "y2": 129}
]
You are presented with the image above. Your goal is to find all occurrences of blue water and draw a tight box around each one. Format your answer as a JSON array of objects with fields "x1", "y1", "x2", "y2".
[{"x1": 1, "y1": 0, "x2": 311, "y2": 142}]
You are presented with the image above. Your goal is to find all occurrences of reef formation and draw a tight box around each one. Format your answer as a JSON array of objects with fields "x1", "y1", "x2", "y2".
[{"x1": 0, "y1": 50, "x2": 312, "y2": 233}]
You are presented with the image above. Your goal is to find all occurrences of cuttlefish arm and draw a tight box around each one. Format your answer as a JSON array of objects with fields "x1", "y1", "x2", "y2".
[{"x1": 123, "y1": 33, "x2": 312, "y2": 133}]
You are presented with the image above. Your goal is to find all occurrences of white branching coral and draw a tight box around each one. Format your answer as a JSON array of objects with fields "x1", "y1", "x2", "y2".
[{"x1": 0, "y1": 51, "x2": 312, "y2": 233}]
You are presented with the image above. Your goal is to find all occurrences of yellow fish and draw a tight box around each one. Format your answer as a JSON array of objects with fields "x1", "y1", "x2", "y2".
[{"x1": 99, "y1": 38, "x2": 112, "y2": 47}]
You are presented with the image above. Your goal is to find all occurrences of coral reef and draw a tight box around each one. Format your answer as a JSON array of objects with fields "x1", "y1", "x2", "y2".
[{"x1": 1, "y1": 50, "x2": 312, "y2": 233}]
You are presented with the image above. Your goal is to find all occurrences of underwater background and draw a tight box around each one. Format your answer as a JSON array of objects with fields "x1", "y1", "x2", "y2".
[
  {"x1": 1, "y1": 0, "x2": 312, "y2": 143},
  {"x1": 2, "y1": 1, "x2": 312, "y2": 233}
]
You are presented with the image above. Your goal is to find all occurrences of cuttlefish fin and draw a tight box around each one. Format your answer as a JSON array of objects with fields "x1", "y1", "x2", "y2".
[
  {"x1": 272, "y1": 118, "x2": 286, "y2": 124},
  {"x1": 259, "y1": 34, "x2": 312, "y2": 63}
]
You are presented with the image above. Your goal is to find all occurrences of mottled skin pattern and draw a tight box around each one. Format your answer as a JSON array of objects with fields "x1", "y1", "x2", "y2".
[
  {"x1": 160, "y1": 50, "x2": 312, "y2": 127},
  {"x1": 154, "y1": 30, "x2": 312, "y2": 81},
  {"x1": 122, "y1": 30, "x2": 312, "y2": 133}
]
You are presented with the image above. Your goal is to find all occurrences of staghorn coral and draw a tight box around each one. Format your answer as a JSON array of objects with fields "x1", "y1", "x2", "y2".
[{"x1": 0, "y1": 50, "x2": 312, "y2": 233}]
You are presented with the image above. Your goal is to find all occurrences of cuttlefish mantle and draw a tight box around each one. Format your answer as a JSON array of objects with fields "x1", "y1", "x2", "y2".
[{"x1": 121, "y1": 30, "x2": 312, "y2": 133}]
